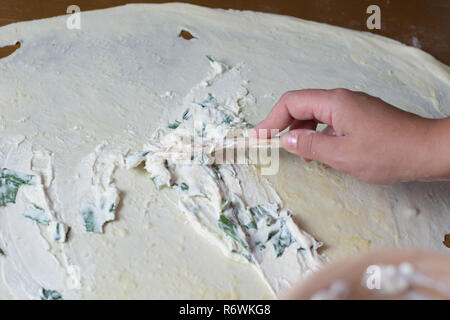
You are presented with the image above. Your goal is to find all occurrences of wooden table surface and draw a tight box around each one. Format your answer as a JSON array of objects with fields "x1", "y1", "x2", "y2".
[{"x1": 0, "y1": 0, "x2": 449, "y2": 65}]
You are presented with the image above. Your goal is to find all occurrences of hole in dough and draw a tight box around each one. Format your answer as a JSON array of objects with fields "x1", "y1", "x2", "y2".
[
  {"x1": 444, "y1": 234, "x2": 450, "y2": 249},
  {"x1": 178, "y1": 29, "x2": 196, "y2": 40},
  {"x1": 0, "y1": 41, "x2": 21, "y2": 59}
]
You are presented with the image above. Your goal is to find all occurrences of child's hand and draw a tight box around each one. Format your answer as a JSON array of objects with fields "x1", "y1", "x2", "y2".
[{"x1": 254, "y1": 89, "x2": 450, "y2": 184}]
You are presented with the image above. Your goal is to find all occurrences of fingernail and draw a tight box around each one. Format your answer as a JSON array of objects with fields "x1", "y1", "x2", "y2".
[{"x1": 281, "y1": 131, "x2": 298, "y2": 152}]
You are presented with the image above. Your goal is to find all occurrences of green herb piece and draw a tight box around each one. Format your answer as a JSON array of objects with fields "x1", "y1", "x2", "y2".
[
  {"x1": 249, "y1": 204, "x2": 277, "y2": 226},
  {"x1": 267, "y1": 230, "x2": 278, "y2": 241},
  {"x1": 198, "y1": 122, "x2": 207, "y2": 137},
  {"x1": 255, "y1": 241, "x2": 266, "y2": 250},
  {"x1": 249, "y1": 204, "x2": 272, "y2": 217},
  {"x1": 220, "y1": 198, "x2": 231, "y2": 212},
  {"x1": 218, "y1": 215, "x2": 248, "y2": 250},
  {"x1": 211, "y1": 165, "x2": 224, "y2": 183},
  {"x1": 182, "y1": 108, "x2": 191, "y2": 120},
  {"x1": 23, "y1": 203, "x2": 50, "y2": 226},
  {"x1": 80, "y1": 204, "x2": 99, "y2": 233},
  {"x1": 180, "y1": 182, "x2": 189, "y2": 191},
  {"x1": 80, "y1": 191, "x2": 118, "y2": 234},
  {"x1": 0, "y1": 248, "x2": 4, "y2": 256},
  {"x1": 206, "y1": 55, "x2": 215, "y2": 63},
  {"x1": 50, "y1": 221, "x2": 69, "y2": 243},
  {"x1": 193, "y1": 121, "x2": 207, "y2": 138},
  {"x1": 241, "y1": 252, "x2": 253, "y2": 262},
  {"x1": 172, "y1": 182, "x2": 189, "y2": 193},
  {"x1": 222, "y1": 114, "x2": 233, "y2": 124},
  {"x1": 0, "y1": 168, "x2": 34, "y2": 207},
  {"x1": 246, "y1": 220, "x2": 257, "y2": 230},
  {"x1": 269, "y1": 220, "x2": 295, "y2": 258},
  {"x1": 40, "y1": 289, "x2": 63, "y2": 300},
  {"x1": 136, "y1": 151, "x2": 150, "y2": 157},
  {"x1": 168, "y1": 120, "x2": 181, "y2": 129},
  {"x1": 0, "y1": 169, "x2": 34, "y2": 185},
  {"x1": 198, "y1": 93, "x2": 218, "y2": 108}
]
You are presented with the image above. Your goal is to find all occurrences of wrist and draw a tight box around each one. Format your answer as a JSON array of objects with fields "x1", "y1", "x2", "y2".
[{"x1": 419, "y1": 117, "x2": 450, "y2": 181}]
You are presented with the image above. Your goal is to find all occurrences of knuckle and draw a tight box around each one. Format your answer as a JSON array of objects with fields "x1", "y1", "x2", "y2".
[
  {"x1": 280, "y1": 90, "x2": 297, "y2": 102},
  {"x1": 298, "y1": 131, "x2": 315, "y2": 157},
  {"x1": 330, "y1": 89, "x2": 352, "y2": 112},
  {"x1": 332, "y1": 88, "x2": 352, "y2": 98}
]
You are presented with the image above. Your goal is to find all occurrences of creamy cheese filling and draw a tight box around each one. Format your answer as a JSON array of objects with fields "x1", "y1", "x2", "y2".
[{"x1": 126, "y1": 57, "x2": 327, "y2": 295}]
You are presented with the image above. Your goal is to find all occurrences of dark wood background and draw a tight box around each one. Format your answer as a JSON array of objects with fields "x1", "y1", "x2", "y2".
[{"x1": 0, "y1": 0, "x2": 449, "y2": 65}]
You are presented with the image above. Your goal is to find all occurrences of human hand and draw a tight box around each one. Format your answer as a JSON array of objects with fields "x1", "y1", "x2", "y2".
[{"x1": 254, "y1": 89, "x2": 450, "y2": 184}]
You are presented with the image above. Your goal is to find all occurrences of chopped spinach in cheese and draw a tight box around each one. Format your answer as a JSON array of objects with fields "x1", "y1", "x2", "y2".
[
  {"x1": 23, "y1": 203, "x2": 50, "y2": 226},
  {"x1": 268, "y1": 219, "x2": 295, "y2": 257},
  {"x1": 23, "y1": 203, "x2": 70, "y2": 242},
  {"x1": 198, "y1": 122, "x2": 207, "y2": 137},
  {"x1": 179, "y1": 182, "x2": 189, "y2": 191},
  {"x1": 172, "y1": 182, "x2": 189, "y2": 194},
  {"x1": 127, "y1": 56, "x2": 325, "y2": 286},
  {"x1": 49, "y1": 221, "x2": 70, "y2": 243},
  {"x1": 40, "y1": 289, "x2": 63, "y2": 300},
  {"x1": 168, "y1": 120, "x2": 181, "y2": 129},
  {"x1": 206, "y1": 55, "x2": 215, "y2": 63},
  {"x1": 182, "y1": 108, "x2": 192, "y2": 120},
  {"x1": 198, "y1": 93, "x2": 219, "y2": 108},
  {"x1": 80, "y1": 205, "x2": 98, "y2": 233},
  {"x1": 218, "y1": 215, "x2": 249, "y2": 250},
  {"x1": 220, "y1": 197, "x2": 231, "y2": 212},
  {"x1": 222, "y1": 113, "x2": 233, "y2": 124},
  {"x1": 80, "y1": 192, "x2": 118, "y2": 234},
  {"x1": 217, "y1": 194, "x2": 299, "y2": 260},
  {"x1": 0, "y1": 168, "x2": 34, "y2": 207}
]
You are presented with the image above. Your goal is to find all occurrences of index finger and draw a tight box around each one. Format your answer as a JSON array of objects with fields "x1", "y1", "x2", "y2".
[{"x1": 254, "y1": 89, "x2": 338, "y2": 136}]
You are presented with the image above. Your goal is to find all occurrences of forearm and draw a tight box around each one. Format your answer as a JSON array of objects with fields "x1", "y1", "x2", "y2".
[{"x1": 421, "y1": 117, "x2": 450, "y2": 181}]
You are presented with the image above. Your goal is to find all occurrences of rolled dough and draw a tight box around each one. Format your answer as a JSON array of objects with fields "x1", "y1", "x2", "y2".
[{"x1": 0, "y1": 3, "x2": 449, "y2": 299}]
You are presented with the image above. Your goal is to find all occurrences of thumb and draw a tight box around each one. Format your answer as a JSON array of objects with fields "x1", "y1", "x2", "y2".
[{"x1": 280, "y1": 129, "x2": 340, "y2": 163}]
